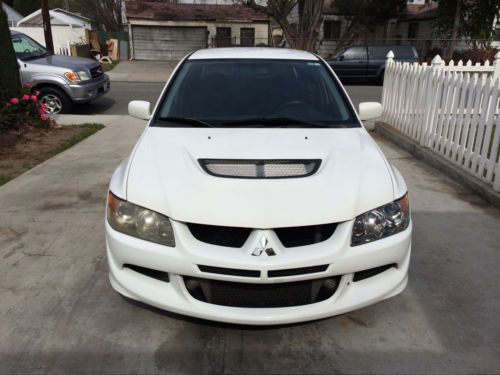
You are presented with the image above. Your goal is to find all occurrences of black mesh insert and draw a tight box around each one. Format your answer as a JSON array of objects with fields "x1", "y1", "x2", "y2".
[
  {"x1": 353, "y1": 264, "x2": 396, "y2": 282},
  {"x1": 124, "y1": 264, "x2": 169, "y2": 282},
  {"x1": 274, "y1": 223, "x2": 337, "y2": 247},
  {"x1": 198, "y1": 265, "x2": 260, "y2": 278},
  {"x1": 268, "y1": 265, "x2": 329, "y2": 278},
  {"x1": 188, "y1": 223, "x2": 252, "y2": 248},
  {"x1": 184, "y1": 276, "x2": 341, "y2": 308}
]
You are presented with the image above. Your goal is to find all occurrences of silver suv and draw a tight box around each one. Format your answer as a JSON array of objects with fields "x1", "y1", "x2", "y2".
[{"x1": 11, "y1": 30, "x2": 110, "y2": 114}]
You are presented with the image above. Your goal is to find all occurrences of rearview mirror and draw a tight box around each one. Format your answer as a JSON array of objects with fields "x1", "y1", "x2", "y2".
[
  {"x1": 128, "y1": 100, "x2": 151, "y2": 120},
  {"x1": 358, "y1": 102, "x2": 383, "y2": 121}
]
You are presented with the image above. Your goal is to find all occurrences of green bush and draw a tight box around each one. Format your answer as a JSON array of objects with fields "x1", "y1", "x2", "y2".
[{"x1": 0, "y1": 84, "x2": 55, "y2": 134}]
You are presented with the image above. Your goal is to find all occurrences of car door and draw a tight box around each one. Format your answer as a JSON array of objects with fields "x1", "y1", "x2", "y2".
[
  {"x1": 330, "y1": 46, "x2": 368, "y2": 79},
  {"x1": 367, "y1": 46, "x2": 387, "y2": 79}
]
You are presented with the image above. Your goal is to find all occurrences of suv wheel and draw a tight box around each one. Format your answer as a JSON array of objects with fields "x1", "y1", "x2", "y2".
[{"x1": 39, "y1": 87, "x2": 72, "y2": 114}]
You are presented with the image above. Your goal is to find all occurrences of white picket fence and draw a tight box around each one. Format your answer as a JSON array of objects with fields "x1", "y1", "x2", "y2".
[{"x1": 382, "y1": 52, "x2": 500, "y2": 192}]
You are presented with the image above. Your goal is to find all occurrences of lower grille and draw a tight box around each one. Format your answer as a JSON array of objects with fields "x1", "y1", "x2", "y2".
[
  {"x1": 90, "y1": 65, "x2": 104, "y2": 79},
  {"x1": 184, "y1": 276, "x2": 341, "y2": 308}
]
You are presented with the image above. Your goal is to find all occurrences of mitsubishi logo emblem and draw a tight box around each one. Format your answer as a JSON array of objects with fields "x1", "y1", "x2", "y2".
[{"x1": 252, "y1": 235, "x2": 276, "y2": 257}]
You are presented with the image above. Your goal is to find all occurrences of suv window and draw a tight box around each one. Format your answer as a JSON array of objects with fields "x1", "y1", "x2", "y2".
[
  {"x1": 343, "y1": 46, "x2": 367, "y2": 60},
  {"x1": 11, "y1": 34, "x2": 49, "y2": 60},
  {"x1": 155, "y1": 59, "x2": 358, "y2": 128}
]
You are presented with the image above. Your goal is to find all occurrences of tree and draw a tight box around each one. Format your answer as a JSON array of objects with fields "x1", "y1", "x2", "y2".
[
  {"x1": 13, "y1": 0, "x2": 39, "y2": 16},
  {"x1": 242, "y1": 0, "x2": 323, "y2": 51},
  {"x1": 435, "y1": 0, "x2": 500, "y2": 59},
  {"x1": 68, "y1": 0, "x2": 123, "y2": 31},
  {"x1": 332, "y1": 0, "x2": 407, "y2": 53},
  {"x1": 0, "y1": 5, "x2": 21, "y2": 101}
]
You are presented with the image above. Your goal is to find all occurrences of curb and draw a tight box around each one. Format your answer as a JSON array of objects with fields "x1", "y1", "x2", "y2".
[{"x1": 375, "y1": 121, "x2": 500, "y2": 208}]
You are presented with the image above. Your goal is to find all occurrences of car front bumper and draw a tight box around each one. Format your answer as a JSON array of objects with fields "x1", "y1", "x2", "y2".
[
  {"x1": 65, "y1": 74, "x2": 110, "y2": 103},
  {"x1": 106, "y1": 219, "x2": 411, "y2": 325}
]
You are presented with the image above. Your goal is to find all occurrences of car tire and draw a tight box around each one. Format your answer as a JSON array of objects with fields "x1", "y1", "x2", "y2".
[{"x1": 39, "y1": 86, "x2": 73, "y2": 114}]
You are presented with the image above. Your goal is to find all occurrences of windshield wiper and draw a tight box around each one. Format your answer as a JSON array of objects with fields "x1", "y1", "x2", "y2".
[
  {"x1": 156, "y1": 116, "x2": 216, "y2": 128},
  {"x1": 222, "y1": 117, "x2": 332, "y2": 128}
]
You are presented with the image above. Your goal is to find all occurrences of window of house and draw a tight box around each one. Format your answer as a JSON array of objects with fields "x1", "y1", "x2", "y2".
[
  {"x1": 408, "y1": 22, "x2": 419, "y2": 40},
  {"x1": 323, "y1": 20, "x2": 341, "y2": 40},
  {"x1": 216, "y1": 27, "x2": 232, "y2": 47},
  {"x1": 240, "y1": 28, "x2": 255, "y2": 47}
]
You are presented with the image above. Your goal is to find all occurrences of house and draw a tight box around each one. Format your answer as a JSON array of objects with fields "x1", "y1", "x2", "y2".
[
  {"x1": 2, "y1": 2, "x2": 23, "y2": 27},
  {"x1": 17, "y1": 8, "x2": 95, "y2": 29},
  {"x1": 125, "y1": 1, "x2": 269, "y2": 60}
]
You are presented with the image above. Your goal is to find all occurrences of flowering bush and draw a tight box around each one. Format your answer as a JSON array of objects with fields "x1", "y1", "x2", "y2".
[{"x1": 0, "y1": 84, "x2": 55, "y2": 134}]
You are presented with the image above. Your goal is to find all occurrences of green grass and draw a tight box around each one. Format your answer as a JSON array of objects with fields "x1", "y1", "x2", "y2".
[
  {"x1": 51, "y1": 123, "x2": 105, "y2": 156},
  {"x1": 0, "y1": 123, "x2": 104, "y2": 187}
]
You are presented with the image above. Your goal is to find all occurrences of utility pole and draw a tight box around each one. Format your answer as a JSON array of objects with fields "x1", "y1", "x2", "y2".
[{"x1": 41, "y1": 0, "x2": 54, "y2": 54}]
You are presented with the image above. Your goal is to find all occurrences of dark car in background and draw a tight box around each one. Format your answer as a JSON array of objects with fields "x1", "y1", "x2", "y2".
[{"x1": 327, "y1": 45, "x2": 419, "y2": 84}]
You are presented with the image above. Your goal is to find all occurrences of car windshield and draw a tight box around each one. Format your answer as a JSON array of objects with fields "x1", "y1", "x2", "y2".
[
  {"x1": 11, "y1": 34, "x2": 50, "y2": 61},
  {"x1": 154, "y1": 59, "x2": 359, "y2": 128}
]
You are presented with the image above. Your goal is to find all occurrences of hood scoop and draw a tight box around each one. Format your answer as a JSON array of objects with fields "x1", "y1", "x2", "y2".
[{"x1": 199, "y1": 159, "x2": 321, "y2": 179}]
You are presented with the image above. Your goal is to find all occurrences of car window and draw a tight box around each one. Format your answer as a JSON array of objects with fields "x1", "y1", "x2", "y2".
[
  {"x1": 394, "y1": 46, "x2": 417, "y2": 58},
  {"x1": 11, "y1": 34, "x2": 48, "y2": 60},
  {"x1": 155, "y1": 59, "x2": 359, "y2": 128},
  {"x1": 342, "y1": 47, "x2": 367, "y2": 60}
]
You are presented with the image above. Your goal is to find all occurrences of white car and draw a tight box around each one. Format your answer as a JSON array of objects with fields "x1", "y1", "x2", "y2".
[{"x1": 106, "y1": 48, "x2": 411, "y2": 325}]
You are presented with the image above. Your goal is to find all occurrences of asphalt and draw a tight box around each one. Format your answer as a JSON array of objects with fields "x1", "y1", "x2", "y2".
[
  {"x1": 0, "y1": 114, "x2": 499, "y2": 373},
  {"x1": 72, "y1": 82, "x2": 383, "y2": 116}
]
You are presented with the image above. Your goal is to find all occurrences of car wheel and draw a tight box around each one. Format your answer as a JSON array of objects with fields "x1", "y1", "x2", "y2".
[{"x1": 39, "y1": 87, "x2": 72, "y2": 114}]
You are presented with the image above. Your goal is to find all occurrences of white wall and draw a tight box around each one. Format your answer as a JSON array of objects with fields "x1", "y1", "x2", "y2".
[{"x1": 10, "y1": 26, "x2": 88, "y2": 47}]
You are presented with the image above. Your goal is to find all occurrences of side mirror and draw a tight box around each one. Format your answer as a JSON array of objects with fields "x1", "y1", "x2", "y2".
[
  {"x1": 358, "y1": 102, "x2": 383, "y2": 121},
  {"x1": 128, "y1": 100, "x2": 151, "y2": 120},
  {"x1": 338, "y1": 55, "x2": 345, "y2": 61}
]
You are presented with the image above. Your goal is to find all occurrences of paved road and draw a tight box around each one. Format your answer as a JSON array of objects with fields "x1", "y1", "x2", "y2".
[
  {"x1": 0, "y1": 112, "x2": 499, "y2": 373},
  {"x1": 73, "y1": 82, "x2": 383, "y2": 116}
]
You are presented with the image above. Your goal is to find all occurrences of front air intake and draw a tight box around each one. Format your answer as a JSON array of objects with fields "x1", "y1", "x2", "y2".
[{"x1": 199, "y1": 159, "x2": 321, "y2": 179}]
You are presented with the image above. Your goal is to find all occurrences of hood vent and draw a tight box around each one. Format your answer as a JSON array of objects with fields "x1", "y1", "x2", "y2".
[{"x1": 199, "y1": 159, "x2": 321, "y2": 179}]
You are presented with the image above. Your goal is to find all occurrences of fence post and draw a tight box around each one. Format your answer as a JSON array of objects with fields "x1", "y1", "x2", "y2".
[
  {"x1": 494, "y1": 51, "x2": 500, "y2": 81},
  {"x1": 381, "y1": 50, "x2": 394, "y2": 114},
  {"x1": 422, "y1": 54, "x2": 444, "y2": 146}
]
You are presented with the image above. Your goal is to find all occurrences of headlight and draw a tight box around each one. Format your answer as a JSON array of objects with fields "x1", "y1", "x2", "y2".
[
  {"x1": 107, "y1": 192, "x2": 175, "y2": 247},
  {"x1": 351, "y1": 193, "x2": 410, "y2": 246},
  {"x1": 64, "y1": 71, "x2": 91, "y2": 82}
]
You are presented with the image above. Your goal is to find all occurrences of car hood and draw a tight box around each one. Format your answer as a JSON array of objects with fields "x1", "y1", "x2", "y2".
[
  {"x1": 126, "y1": 127, "x2": 395, "y2": 228},
  {"x1": 28, "y1": 54, "x2": 98, "y2": 71}
]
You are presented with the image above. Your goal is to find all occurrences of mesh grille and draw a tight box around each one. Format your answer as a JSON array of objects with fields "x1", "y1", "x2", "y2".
[
  {"x1": 199, "y1": 159, "x2": 321, "y2": 179},
  {"x1": 185, "y1": 276, "x2": 341, "y2": 308}
]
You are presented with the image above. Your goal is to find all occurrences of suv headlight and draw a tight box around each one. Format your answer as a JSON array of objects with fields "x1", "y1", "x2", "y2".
[
  {"x1": 64, "y1": 70, "x2": 91, "y2": 82},
  {"x1": 351, "y1": 193, "x2": 410, "y2": 246},
  {"x1": 107, "y1": 192, "x2": 175, "y2": 247}
]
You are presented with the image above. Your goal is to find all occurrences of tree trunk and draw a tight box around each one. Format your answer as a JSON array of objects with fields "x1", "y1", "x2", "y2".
[
  {"x1": 446, "y1": 0, "x2": 462, "y2": 61},
  {"x1": 0, "y1": 6, "x2": 21, "y2": 102}
]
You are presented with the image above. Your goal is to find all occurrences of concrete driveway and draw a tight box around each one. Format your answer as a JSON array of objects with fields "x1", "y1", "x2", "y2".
[
  {"x1": 0, "y1": 116, "x2": 499, "y2": 374},
  {"x1": 107, "y1": 61, "x2": 178, "y2": 83}
]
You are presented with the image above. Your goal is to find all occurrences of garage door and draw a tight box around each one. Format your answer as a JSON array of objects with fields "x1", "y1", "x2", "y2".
[{"x1": 132, "y1": 26, "x2": 207, "y2": 60}]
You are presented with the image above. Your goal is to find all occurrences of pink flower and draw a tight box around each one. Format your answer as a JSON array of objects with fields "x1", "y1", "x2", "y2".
[
  {"x1": 41, "y1": 104, "x2": 48, "y2": 110},
  {"x1": 35, "y1": 90, "x2": 40, "y2": 96},
  {"x1": 10, "y1": 98, "x2": 19, "y2": 104},
  {"x1": 4, "y1": 102, "x2": 11, "y2": 107},
  {"x1": 22, "y1": 94, "x2": 30, "y2": 100},
  {"x1": 40, "y1": 114, "x2": 49, "y2": 121},
  {"x1": 24, "y1": 83, "x2": 32, "y2": 88},
  {"x1": 31, "y1": 95, "x2": 38, "y2": 102}
]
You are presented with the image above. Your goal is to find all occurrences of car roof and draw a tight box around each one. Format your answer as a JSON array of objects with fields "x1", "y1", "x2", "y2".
[{"x1": 189, "y1": 48, "x2": 318, "y2": 61}]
